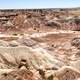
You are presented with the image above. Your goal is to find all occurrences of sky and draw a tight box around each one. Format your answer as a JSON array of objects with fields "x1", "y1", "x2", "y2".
[{"x1": 0, "y1": 0, "x2": 80, "y2": 9}]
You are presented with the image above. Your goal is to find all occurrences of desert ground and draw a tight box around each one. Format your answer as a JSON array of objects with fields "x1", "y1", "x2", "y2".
[{"x1": 0, "y1": 8, "x2": 80, "y2": 80}]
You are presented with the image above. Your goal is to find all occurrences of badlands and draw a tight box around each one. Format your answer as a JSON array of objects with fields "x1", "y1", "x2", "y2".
[{"x1": 0, "y1": 8, "x2": 79, "y2": 80}]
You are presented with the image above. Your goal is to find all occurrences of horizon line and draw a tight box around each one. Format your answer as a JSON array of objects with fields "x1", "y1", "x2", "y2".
[{"x1": 0, "y1": 6, "x2": 80, "y2": 10}]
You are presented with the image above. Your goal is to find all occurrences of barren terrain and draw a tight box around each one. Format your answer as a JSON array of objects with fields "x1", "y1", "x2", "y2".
[{"x1": 0, "y1": 8, "x2": 79, "y2": 80}]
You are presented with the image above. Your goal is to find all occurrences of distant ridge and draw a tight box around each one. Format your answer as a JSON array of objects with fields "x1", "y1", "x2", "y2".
[{"x1": 0, "y1": 7, "x2": 79, "y2": 13}]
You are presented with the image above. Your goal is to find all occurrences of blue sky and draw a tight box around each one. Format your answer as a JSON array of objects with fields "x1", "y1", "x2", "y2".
[{"x1": 0, "y1": 0, "x2": 80, "y2": 9}]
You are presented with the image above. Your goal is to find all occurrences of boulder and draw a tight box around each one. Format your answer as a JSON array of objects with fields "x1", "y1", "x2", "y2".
[{"x1": 71, "y1": 37, "x2": 80, "y2": 49}]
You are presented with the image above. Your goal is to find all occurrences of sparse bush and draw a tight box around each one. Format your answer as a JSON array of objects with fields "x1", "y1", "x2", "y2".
[{"x1": 13, "y1": 33, "x2": 18, "y2": 36}]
